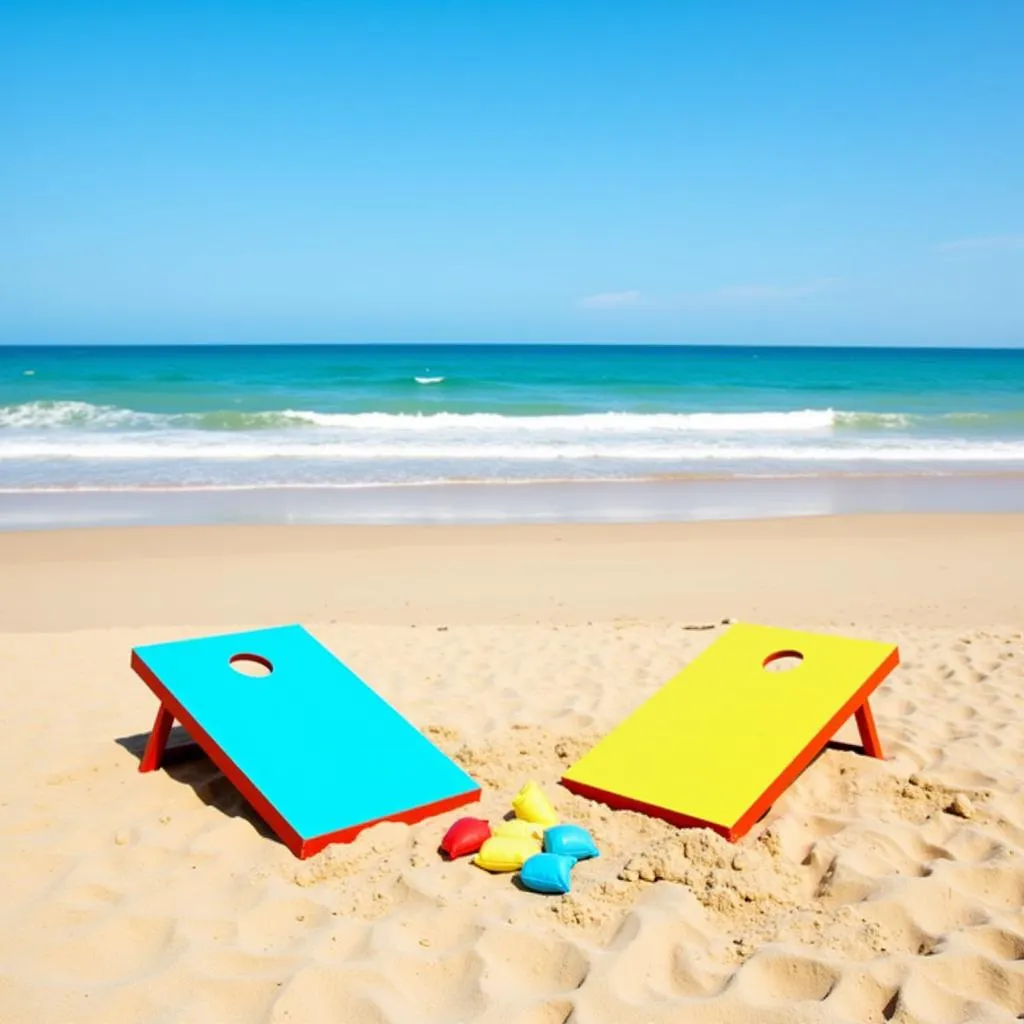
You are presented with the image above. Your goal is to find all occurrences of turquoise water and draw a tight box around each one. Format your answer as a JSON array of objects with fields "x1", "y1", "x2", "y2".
[{"x1": 1, "y1": 344, "x2": 1023, "y2": 491}]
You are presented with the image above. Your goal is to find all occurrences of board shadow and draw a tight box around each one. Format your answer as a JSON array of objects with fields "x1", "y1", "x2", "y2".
[{"x1": 116, "y1": 726, "x2": 282, "y2": 845}]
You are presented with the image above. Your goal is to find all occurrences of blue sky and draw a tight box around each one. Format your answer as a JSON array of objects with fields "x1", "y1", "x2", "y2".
[{"x1": 2, "y1": 1, "x2": 1022, "y2": 346}]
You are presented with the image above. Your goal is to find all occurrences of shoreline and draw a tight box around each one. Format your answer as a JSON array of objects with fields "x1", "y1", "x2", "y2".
[{"x1": 2, "y1": 471, "x2": 1024, "y2": 532}]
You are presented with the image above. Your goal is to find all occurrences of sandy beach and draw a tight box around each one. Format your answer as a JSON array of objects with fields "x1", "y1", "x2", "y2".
[{"x1": 1, "y1": 513, "x2": 1022, "y2": 1023}]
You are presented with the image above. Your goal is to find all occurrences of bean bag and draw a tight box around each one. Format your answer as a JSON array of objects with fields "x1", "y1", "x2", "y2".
[
  {"x1": 494, "y1": 818, "x2": 544, "y2": 842},
  {"x1": 511, "y1": 780, "x2": 558, "y2": 827},
  {"x1": 520, "y1": 853, "x2": 574, "y2": 895},
  {"x1": 440, "y1": 817, "x2": 491, "y2": 859},
  {"x1": 473, "y1": 834, "x2": 541, "y2": 872},
  {"x1": 543, "y1": 824, "x2": 599, "y2": 862}
]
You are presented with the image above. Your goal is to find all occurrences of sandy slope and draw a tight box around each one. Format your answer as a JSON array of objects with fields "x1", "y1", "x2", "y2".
[{"x1": 0, "y1": 516, "x2": 1022, "y2": 1023}]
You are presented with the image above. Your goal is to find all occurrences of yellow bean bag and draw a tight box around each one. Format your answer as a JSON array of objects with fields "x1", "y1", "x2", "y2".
[
  {"x1": 473, "y1": 834, "x2": 542, "y2": 872},
  {"x1": 512, "y1": 780, "x2": 558, "y2": 827},
  {"x1": 493, "y1": 818, "x2": 545, "y2": 842}
]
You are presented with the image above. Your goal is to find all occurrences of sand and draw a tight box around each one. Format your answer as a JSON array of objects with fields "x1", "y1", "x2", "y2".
[{"x1": 0, "y1": 514, "x2": 1022, "y2": 1023}]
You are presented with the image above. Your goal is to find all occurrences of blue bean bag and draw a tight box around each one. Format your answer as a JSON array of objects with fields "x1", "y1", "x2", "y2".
[
  {"x1": 543, "y1": 824, "x2": 599, "y2": 862},
  {"x1": 519, "y1": 853, "x2": 574, "y2": 895}
]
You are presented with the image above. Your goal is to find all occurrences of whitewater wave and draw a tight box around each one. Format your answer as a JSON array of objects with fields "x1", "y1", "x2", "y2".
[
  {"x1": 0, "y1": 402, "x2": 1019, "y2": 464},
  {"x1": 414, "y1": 376, "x2": 445, "y2": 384},
  {"x1": 0, "y1": 401, "x2": 843, "y2": 431},
  {"x1": 0, "y1": 401, "x2": 163, "y2": 429},
  {"x1": 278, "y1": 408, "x2": 845, "y2": 431},
  {"x1": 0, "y1": 401, "x2": 937, "y2": 432},
  {"x1": 0, "y1": 401, "x2": 318, "y2": 431},
  {"x1": 835, "y1": 411, "x2": 912, "y2": 428},
  {"x1": 2, "y1": 438, "x2": 1024, "y2": 461}
]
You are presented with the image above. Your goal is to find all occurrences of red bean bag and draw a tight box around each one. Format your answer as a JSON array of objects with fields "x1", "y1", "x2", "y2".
[{"x1": 440, "y1": 816, "x2": 491, "y2": 859}]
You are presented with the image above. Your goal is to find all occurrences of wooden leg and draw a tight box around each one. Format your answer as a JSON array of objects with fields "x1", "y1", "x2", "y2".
[
  {"x1": 854, "y1": 700, "x2": 884, "y2": 759},
  {"x1": 140, "y1": 704, "x2": 175, "y2": 773}
]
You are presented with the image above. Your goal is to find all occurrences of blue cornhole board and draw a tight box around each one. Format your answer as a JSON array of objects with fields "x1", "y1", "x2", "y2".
[{"x1": 132, "y1": 624, "x2": 481, "y2": 858}]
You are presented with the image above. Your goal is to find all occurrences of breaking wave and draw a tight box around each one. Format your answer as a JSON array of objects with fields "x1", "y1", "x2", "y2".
[
  {"x1": 3, "y1": 403, "x2": 1023, "y2": 473},
  {"x1": 2, "y1": 401, "x2": 1002, "y2": 433}
]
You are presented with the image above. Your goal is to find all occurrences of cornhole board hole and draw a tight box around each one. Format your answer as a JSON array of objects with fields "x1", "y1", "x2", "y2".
[
  {"x1": 561, "y1": 623, "x2": 899, "y2": 842},
  {"x1": 132, "y1": 624, "x2": 481, "y2": 859}
]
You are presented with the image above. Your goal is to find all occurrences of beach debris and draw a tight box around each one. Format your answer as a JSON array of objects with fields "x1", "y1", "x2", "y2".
[
  {"x1": 945, "y1": 794, "x2": 975, "y2": 819},
  {"x1": 619, "y1": 855, "x2": 656, "y2": 883}
]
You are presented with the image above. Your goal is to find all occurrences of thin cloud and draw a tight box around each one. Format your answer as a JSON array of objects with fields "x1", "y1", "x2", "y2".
[
  {"x1": 677, "y1": 277, "x2": 841, "y2": 306},
  {"x1": 577, "y1": 278, "x2": 838, "y2": 311},
  {"x1": 578, "y1": 290, "x2": 646, "y2": 309},
  {"x1": 936, "y1": 235, "x2": 1024, "y2": 253}
]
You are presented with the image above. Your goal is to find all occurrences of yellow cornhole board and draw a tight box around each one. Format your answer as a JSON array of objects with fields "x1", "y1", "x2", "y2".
[{"x1": 561, "y1": 623, "x2": 899, "y2": 842}]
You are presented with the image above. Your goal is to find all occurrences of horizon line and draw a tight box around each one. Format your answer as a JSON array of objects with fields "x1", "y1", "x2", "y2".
[{"x1": 2, "y1": 340, "x2": 1024, "y2": 351}]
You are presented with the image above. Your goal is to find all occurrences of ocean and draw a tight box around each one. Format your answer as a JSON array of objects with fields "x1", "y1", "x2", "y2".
[{"x1": 1, "y1": 344, "x2": 1023, "y2": 527}]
